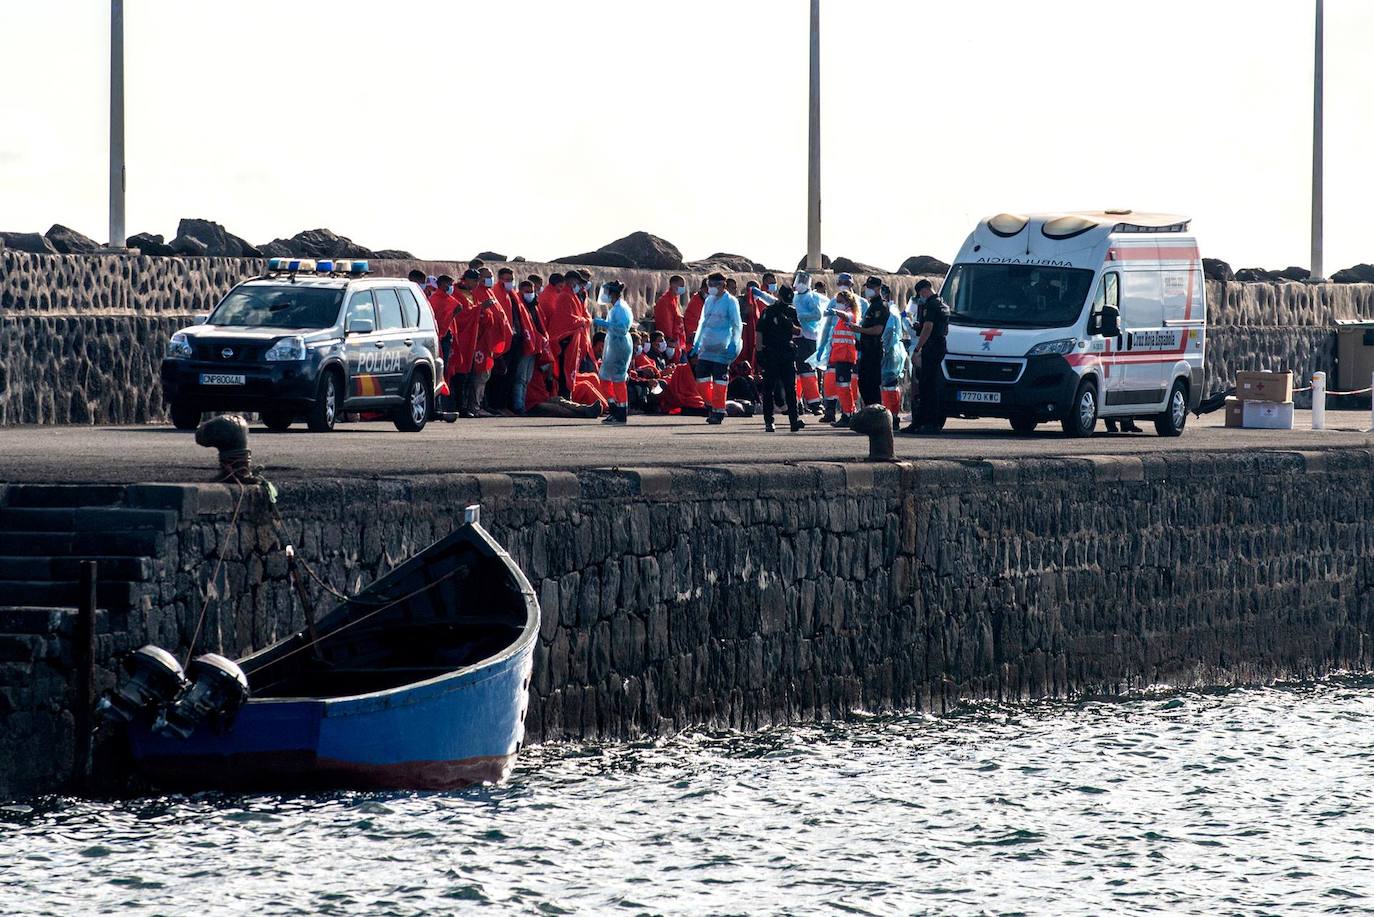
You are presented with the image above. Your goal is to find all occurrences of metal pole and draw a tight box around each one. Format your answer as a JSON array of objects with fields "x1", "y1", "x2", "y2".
[
  {"x1": 109, "y1": 0, "x2": 126, "y2": 248},
  {"x1": 806, "y1": 0, "x2": 822, "y2": 273},
  {"x1": 1311, "y1": 0, "x2": 1323, "y2": 281}
]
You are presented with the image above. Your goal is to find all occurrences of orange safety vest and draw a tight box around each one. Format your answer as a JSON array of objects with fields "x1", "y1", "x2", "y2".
[{"x1": 828, "y1": 307, "x2": 859, "y2": 365}]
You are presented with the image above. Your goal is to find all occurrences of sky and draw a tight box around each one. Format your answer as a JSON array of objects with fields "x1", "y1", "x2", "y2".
[{"x1": 1, "y1": 0, "x2": 1370, "y2": 273}]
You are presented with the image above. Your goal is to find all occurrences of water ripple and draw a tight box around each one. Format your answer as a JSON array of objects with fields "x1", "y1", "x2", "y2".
[{"x1": 2, "y1": 677, "x2": 1374, "y2": 915}]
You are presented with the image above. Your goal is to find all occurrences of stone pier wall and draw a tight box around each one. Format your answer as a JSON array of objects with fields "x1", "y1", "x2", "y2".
[
  {"x1": 4, "y1": 447, "x2": 1373, "y2": 796},
  {"x1": 3, "y1": 250, "x2": 1374, "y2": 424}
]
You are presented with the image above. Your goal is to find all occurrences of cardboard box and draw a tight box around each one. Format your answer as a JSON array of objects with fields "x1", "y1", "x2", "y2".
[
  {"x1": 1224, "y1": 396, "x2": 1244, "y2": 428},
  {"x1": 1242, "y1": 400, "x2": 1295, "y2": 430},
  {"x1": 1236, "y1": 370, "x2": 1293, "y2": 404}
]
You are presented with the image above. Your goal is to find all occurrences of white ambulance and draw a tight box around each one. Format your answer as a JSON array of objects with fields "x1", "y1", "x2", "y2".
[{"x1": 934, "y1": 211, "x2": 1206, "y2": 437}]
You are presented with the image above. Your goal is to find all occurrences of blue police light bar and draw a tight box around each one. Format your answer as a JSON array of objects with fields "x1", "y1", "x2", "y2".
[{"x1": 316, "y1": 260, "x2": 335, "y2": 273}]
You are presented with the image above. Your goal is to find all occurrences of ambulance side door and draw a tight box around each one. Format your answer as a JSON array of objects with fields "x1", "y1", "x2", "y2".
[{"x1": 1117, "y1": 267, "x2": 1167, "y2": 409}]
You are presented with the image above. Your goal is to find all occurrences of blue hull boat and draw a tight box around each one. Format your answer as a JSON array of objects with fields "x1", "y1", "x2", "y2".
[{"x1": 126, "y1": 514, "x2": 539, "y2": 791}]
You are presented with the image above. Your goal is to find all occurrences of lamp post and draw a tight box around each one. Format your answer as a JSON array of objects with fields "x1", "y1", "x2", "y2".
[
  {"x1": 806, "y1": 0, "x2": 821, "y2": 273},
  {"x1": 109, "y1": 0, "x2": 126, "y2": 248},
  {"x1": 1310, "y1": 0, "x2": 1323, "y2": 281}
]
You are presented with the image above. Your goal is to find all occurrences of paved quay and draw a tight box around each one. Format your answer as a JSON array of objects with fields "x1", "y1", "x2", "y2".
[{"x1": 0, "y1": 411, "x2": 1368, "y2": 484}]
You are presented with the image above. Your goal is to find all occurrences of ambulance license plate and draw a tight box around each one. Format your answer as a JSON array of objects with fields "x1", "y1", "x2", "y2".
[
  {"x1": 957, "y1": 390, "x2": 1001, "y2": 404},
  {"x1": 199, "y1": 373, "x2": 245, "y2": 386}
]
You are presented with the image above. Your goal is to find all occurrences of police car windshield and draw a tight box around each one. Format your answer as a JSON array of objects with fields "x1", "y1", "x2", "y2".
[
  {"x1": 208, "y1": 286, "x2": 344, "y2": 329},
  {"x1": 944, "y1": 264, "x2": 1095, "y2": 328}
]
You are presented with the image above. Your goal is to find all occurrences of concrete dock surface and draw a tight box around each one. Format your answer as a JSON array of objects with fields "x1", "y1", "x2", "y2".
[{"x1": 0, "y1": 411, "x2": 1368, "y2": 484}]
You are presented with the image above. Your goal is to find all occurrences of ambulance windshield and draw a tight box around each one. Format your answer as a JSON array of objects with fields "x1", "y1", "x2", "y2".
[
  {"x1": 208, "y1": 286, "x2": 345, "y2": 329},
  {"x1": 944, "y1": 264, "x2": 1095, "y2": 329}
]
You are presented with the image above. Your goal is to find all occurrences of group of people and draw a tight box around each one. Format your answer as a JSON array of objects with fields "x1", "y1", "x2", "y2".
[{"x1": 413, "y1": 261, "x2": 950, "y2": 434}]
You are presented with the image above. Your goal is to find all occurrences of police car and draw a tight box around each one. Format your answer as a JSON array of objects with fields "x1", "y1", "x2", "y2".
[{"x1": 160, "y1": 259, "x2": 443, "y2": 433}]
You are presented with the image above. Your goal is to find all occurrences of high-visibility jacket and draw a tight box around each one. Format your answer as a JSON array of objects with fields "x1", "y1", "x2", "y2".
[
  {"x1": 827, "y1": 299, "x2": 860, "y2": 365},
  {"x1": 654, "y1": 290, "x2": 686, "y2": 352}
]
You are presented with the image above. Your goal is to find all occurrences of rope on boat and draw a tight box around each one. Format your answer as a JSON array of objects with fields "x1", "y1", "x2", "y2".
[{"x1": 183, "y1": 479, "x2": 247, "y2": 668}]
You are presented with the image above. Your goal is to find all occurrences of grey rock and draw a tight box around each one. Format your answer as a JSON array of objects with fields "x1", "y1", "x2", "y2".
[
  {"x1": 474, "y1": 251, "x2": 507, "y2": 262},
  {"x1": 170, "y1": 234, "x2": 209, "y2": 257},
  {"x1": 260, "y1": 228, "x2": 375, "y2": 260},
  {"x1": 898, "y1": 255, "x2": 949, "y2": 276},
  {"x1": 170, "y1": 218, "x2": 261, "y2": 257},
  {"x1": 45, "y1": 224, "x2": 101, "y2": 254},
  {"x1": 0, "y1": 231, "x2": 57, "y2": 254},
  {"x1": 553, "y1": 249, "x2": 637, "y2": 269},
  {"x1": 687, "y1": 253, "x2": 765, "y2": 273},
  {"x1": 600, "y1": 231, "x2": 684, "y2": 270},
  {"x1": 1202, "y1": 258, "x2": 1234, "y2": 282},
  {"x1": 831, "y1": 256, "x2": 886, "y2": 275},
  {"x1": 127, "y1": 233, "x2": 175, "y2": 257},
  {"x1": 795, "y1": 253, "x2": 834, "y2": 270},
  {"x1": 372, "y1": 249, "x2": 414, "y2": 259},
  {"x1": 1331, "y1": 264, "x2": 1374, "y2": 284}
]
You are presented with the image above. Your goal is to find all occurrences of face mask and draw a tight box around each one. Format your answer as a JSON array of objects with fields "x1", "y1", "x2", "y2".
[
  {"x1": 522, "y1": 292, "x2": 536, "y2": 304},
  {"x1": 767, "y1": 283, "x2": 778, "y2": 294},
  {"x1": 440, "y1": 284, "x2": 453, "y2": 295},
  {"x1": 865, "y1": 288, "x2": 879, "y2": 299},
  {"x1": 483, "y1": 277, "x2": 494, "y2": 288},
  {"x1": 654, "y1": 341, "x2": 666, "y2": 352},
  {"x1": 666, "y1": 346, "x2": 676, "y2": 357},
  {"x1": 708, "y1": 285, "x2": 722, "y2": 295},
  {"x1": 674, "y1": 285, "x2": 685, "y2": 295},
  {"x1": 838, "y1": 285, "x2": 852, "y2": 294},
  {"x1": 503, "y1": 281, "x2": 515, "y2": 291}
]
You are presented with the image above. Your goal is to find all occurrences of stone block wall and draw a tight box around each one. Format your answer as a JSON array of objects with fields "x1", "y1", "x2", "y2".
[
  {"x1": 5, "y1": 448, "x2": 1372, "y2": 796},
  {"x1": 5, "y1": 250, "x2": 1374, "y2": 424}
]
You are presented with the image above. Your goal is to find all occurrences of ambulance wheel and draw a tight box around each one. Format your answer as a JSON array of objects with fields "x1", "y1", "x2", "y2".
[
  {"x1": 1062, "y1": 380, "x2": 1098, "y2": 438},
  {"x1": 169, "y1": 401, "x2": 201, "y2": 431},
  {"x1": 1154, "y1": 379, "x2": 1189, "y2": 437},
  {"x1": 394, "y1": 371, "x2": 431, "y2": 432},
  {"x1": 307, "y1": 369, "x2": 341, "y2": 432},
  {"x1": 261, "y1": 409, "x2": 294, "y2": 433},
  {"x1": 1009, "y1": 414, "x2": 1038, "y2": 434}
]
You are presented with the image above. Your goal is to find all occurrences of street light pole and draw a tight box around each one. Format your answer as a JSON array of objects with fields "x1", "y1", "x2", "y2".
[
  {"x1": 109, "y1": 0, "x2": 126, "y2": 248},
  {"x1": 1310, "y1": 0, "x2": 1323, "y2": 281},
  {"x1": 806, "y1": 0, "x2": 821, "y2": 273}
]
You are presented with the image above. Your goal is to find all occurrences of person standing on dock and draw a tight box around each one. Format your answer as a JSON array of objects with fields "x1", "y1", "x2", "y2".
[
  {"x1": 824, "y1": 290, "x2": 861, "y2": 427},
  {"x1": 594, "y1": 280, "x2": 634, "y2": 424},
  {"x1": 904, "y1": 279, "x2": 949, "y2": 435},
  {"x1": 792, "y1": 271, "x2": 825, "y2": 415},
  {"x1": 655, "y1": 276, "x2": 688, "y2": 359},
  {"x1": 756, "y1": 284, "x2": 804, "y2": 432},
  {"x1": 855, "y1": 276, "x2": 889, "y2": 411},
  {"x1": 689, "y1": 272, "x2": 742, "y2": 425}
]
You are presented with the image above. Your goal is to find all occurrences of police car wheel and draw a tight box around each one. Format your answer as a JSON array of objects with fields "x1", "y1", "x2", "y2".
[
  {"x1": 169, "y1": 401, "x2": 201, "y2": 431},
  {"x1": 307, "y1": 370, "x2": 340, "y2": 432},
  {"x1": 1154, "y1": 380, "x2": 1189, "y2": 437},
  {"x1": 394, "y1": 373, "x2": 431, "y2": 432},
  {"x1": 1062, "y1": 380, "x2": 1098, "y2": 438}
]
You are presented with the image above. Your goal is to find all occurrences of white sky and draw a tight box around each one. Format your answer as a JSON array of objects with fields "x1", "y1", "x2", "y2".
[{"x1": 1, "y1": 0, "x2": 1370, "y2": 272}]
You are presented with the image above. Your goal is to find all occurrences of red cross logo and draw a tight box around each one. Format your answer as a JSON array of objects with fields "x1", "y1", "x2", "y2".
[{"x1": 979, "y1": 329, "x2": 1003, "y2": 351}]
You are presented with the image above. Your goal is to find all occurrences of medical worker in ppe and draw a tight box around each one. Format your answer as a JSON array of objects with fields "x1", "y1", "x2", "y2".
[
  {"x1": 792, "y1": 270, "x2": 825, "y2": 415},
  {"x1": 593, "y1": 280, "x2": 634, "y2": 425},
  {"x1": 689, "y1": 272, "x2": 743, "y2": 425}
]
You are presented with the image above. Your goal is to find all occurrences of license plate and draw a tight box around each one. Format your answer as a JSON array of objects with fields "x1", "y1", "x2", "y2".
[
  {"x1": 199, "y1": 373, "x2": 246, "y2": 386},
  {"x1": 957, "y1": 390, "x2": 1001, "y2": 404}
]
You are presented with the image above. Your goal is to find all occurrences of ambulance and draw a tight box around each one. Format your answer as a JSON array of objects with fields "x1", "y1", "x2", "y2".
[{"x1": 935, "y1": 211, "x2": 1206, "y2": 437}]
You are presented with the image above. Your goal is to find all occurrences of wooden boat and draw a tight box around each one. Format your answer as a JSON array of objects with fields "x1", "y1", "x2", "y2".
[{"x1": 126, "y1": 509, "x2": 539, "y2": 791}]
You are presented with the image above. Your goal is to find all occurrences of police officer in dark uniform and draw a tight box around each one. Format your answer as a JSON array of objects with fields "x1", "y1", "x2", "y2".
[
  {"x1": 904, "y1": 279, "x2": 949, "y2": 434},
  {"x1": 756, "y1": 285, "x2": 805, "y2": 432},
  {"x1": 856, "y1": 276, "x2": 888, "y2": 410}
]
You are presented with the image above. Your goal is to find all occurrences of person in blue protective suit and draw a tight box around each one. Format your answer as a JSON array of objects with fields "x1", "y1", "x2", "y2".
[
  {"x1": 811, "y1": 272, "x2": 857, "y2": 423},
  {"x1": 689, "y1": 272, "x2": 743, "y2": 425},
  {"x1": 792, "y1": 271, "x2": 825, "y2": 414},
  {"x1": 880, "y1": 289, "x2": 909, "y2": 432},
  {"x1": 593, "y1": 280, "x2": 635, "y2": 424}
]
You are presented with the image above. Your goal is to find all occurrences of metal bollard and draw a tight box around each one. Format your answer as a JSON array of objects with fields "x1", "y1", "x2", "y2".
[{"x1": 1312, "y1": 371, "x2": 1326, "y2": 430}]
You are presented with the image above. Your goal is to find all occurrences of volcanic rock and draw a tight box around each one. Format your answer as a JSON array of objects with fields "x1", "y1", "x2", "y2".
[
  {"x1": 553, "y1": 250, "x2": 637, "y2": 269},
  {"x1": 898, "y1": 255, "x2": 950, "y2": 276},
  {"x1": 260, "y1": 228, "x2": 375, "y2": 260},
  {"x1": 0, "y1": 231, "x2": 57, "y2": 254},
  {"x1": 600, "y1": 231, "x2": 685, "y2": 270},
  {"x1": 127, "y1": 232, "x2": 176, "y2": 256},
  {"x1": 372, "y1": 249, "x2": 415, "y2": 259},
  {"x1": 171, "y1": 234, "x2": 209, "y2": 256},
  {"x1": 688, "y1": 253, "x2": 765, "y2": 273},
  {"x1": 1275, "y1": 266, "x2": 1311, "y2": 282},
  {"x1": 1331, "y1": 264, "x2": 1374, "y2": 284},
  {"x1": 45, "y1": 224, "x2": 101, "y2": 254},
  {"x1": 475, "y1": 251, "x2": 507, "y2": 262},
  {"x1": 831, "y1": 256, "x2": 886, "y2": 276},
  {"x1": 1202, "y1": 258, "x2": 1234, "y2": 282},
  {"x1": 171, "y1": 218, "x2": 261, "y2": 257},
  {"x1": 795, "y1": 254, "x2": 833, "y2": 270}
]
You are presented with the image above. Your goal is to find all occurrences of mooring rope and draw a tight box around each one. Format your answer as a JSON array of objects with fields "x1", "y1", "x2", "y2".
[{"x1": 183, "y1": 479, "x2": 247, "y2": 668}]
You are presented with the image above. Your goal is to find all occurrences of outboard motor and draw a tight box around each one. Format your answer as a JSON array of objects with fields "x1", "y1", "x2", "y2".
[
  {"x1": 94, "y1": 645, "x2": 187, "y2": 726},
  {"x1": 153, "y1": 653, "x2": 249, "y2": 739}
]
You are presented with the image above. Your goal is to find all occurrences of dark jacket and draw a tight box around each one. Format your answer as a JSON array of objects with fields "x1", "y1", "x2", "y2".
[
  {"x1": 918, "y1": 294, "x2": 950, "y2": 357},
  {"x1": 757, "y1": 302, "x2": 801, "y2": 360}
]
